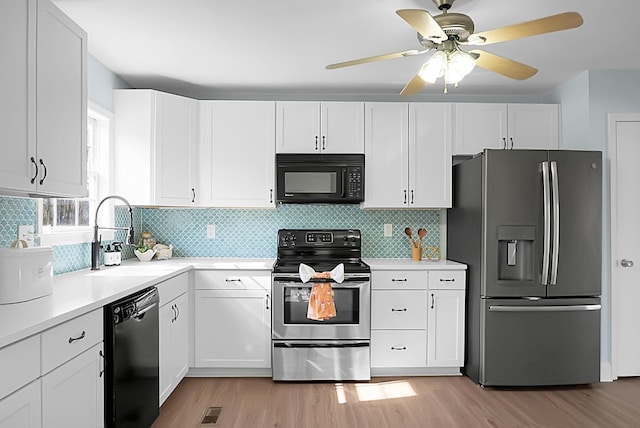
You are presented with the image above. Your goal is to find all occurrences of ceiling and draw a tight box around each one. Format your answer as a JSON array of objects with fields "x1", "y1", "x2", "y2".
[{"x1": 53, "y1": 0, "x2": 640, "y2": 99}]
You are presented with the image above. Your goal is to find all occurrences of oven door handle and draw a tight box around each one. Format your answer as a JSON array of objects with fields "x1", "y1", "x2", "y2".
[
  {"x1": 272, "y1": 274, "x2": 370, "y2": 283},
  {"x1": 274, "y1": 281, "x2": 368, "y2": 289},
  {"x1": 273, "y1": 341, "x2": 369, "y2": 349}
]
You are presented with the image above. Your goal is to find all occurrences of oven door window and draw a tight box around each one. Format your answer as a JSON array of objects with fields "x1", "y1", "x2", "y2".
[
  {"x1": 284, "y1": 171, "x2": 337, "y2": 194},
  {"x1": 284, "y1": 285, "x2": 359, "y2": 324}
]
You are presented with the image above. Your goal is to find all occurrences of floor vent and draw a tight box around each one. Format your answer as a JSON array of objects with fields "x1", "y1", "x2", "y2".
[{"x1": 200, "y1": 407, "x2": 223, "y2": 425}]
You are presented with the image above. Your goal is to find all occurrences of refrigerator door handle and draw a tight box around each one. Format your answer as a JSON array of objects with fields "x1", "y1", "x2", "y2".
[
  {"x1": 541, "y1": 161, "x2": 551, "y2": 285},
  {"x1": 550, "y1": 161, "x2": 560, "y2": 285},
  {"x1": 489, "y1": 304, "x2": 601, "y2": 312}
]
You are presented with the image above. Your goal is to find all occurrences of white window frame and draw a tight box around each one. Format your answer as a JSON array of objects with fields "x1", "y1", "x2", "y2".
[{"x1": 38, "y1": 101, "x2": 114, "y2": 246}]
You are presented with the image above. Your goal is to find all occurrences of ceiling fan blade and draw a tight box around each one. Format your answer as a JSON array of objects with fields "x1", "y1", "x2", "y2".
[
  {"x1": 470, "y1": 49, "x2": 538, "y2": 80},
  {"x1": 326, "y1": 49, "x2": 427, "y2": 69},
  {"x1": 399, "y1": 73, "x2": 426, "y2": 96},
  {"x1": 396, "y1": 9, "x2": 447, "y2": 43},
  {"x1": 471, "y1": 12, "x2": 583, "y2": 45}
]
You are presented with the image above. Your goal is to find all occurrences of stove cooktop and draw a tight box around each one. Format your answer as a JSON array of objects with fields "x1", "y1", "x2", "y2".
[{"x1": 273, "y1": 229, "x2": 369, "y2": 274}]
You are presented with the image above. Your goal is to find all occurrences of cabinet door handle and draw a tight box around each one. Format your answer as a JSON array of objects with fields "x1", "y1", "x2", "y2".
[
  {"x1": 69, "y1": 330, "x2": 86, "y2": 343},
  {"x1": 431, "y1": 293, "x2": 435, "y2": 309},
  {"x1": 439, "y1": 278, "x2": 455, "y2": 282},
  {"x1": 191, "y1": 188, "x2": 196, "y2": 203},
  {"x1": 265, "y1": 293, "x2": 270, "y2": 310},
  {"x1": 391, "y1": 346, "x2": 407, "y2": 351},
  {"x1": 171, "y1": 304, "x2": 177, "y2": 323},
  {"x1": 391, "y1": 278, "x2": 407, "y2": 282},
  {"x1": 502, "y1": 137, "x2": 507, "y2": 149},
  {"x1": 315, "y1": 136, "x2": 319, "y2": 150},
  {"x1": 322, "y1": 136, "x2": 326, "y2": 151},
  {"x1": 269, "y1": 189, "x2": 273, "y2": 204},
  {"x1": 403, "y1": 190, "x2": 407, "y2": 204},
  {"x1": 39, "y1": 159, "x2": 47, "y2": 185},
  {"x1": 509, "y1": 137, "x2": 514, "y2": 149},
  {"x1": 410, "y1": 190, "x2": 414, "y2": 204},
  {"x1": 99, "y1": 350, "x2": 105, "y2": 377},
  {"x1": 391, "y1": 308, "x2": 407, "y2": 312},
  {"x1": 30, "y1": 157, "x2": 39, "y2": 184}
]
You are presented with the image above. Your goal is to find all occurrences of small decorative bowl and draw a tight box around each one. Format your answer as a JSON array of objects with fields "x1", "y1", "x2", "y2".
[{"x1": 134, "y1": 249, "x2": 156, "y2": 262}]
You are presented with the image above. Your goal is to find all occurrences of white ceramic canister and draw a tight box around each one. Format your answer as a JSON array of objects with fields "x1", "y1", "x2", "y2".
[{"x1": 0, "y1": 246, "x2": 54, "y2": 304}]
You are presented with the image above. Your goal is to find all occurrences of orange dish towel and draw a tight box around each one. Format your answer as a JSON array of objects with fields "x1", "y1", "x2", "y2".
[{"x1": 307, "y1": 282, "x2": 336, "y2": 321}]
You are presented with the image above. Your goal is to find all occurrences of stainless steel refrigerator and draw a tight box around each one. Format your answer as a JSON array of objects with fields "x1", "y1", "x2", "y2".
[{"x1": 448, "y1": 149, "x2": 602, "y2": 387}]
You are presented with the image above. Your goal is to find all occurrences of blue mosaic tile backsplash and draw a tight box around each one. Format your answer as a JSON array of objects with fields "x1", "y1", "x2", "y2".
[
  {"x1": 138, "y1": 205, "x2": 441, "y2": 259},
  {"x1": 1, "y1": 196, "x2": 442, "y2": 274}
]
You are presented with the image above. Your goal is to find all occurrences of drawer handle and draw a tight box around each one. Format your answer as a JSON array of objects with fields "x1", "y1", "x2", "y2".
[
  {"x1": 391, "y1": 308, "x2": 407, "y2": 312},
  {"x1": 391, "y1": 278, "x2": 407, "y2": 282},
  {"x1": 439, "y1": 278, "x2": 455, "y2": 282},
  {"x1": 225, "y1": 278, "x2": 242, "y2": 282},
  {"x1": 391, "y1": 346, "x2": 407, "y2": 351},
  {"x1": 68, "y1": 331, "x2": 86, "y2": 344}
]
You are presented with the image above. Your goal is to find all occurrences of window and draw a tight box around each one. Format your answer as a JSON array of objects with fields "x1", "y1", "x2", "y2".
[{"x1": 38, "y1": 102, "x2": 113, "y2": 246}]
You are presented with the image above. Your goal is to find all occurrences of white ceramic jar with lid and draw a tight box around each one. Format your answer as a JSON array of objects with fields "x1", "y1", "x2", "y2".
[{"x1": 0, "y1": 245, "x2": 54, "y2": 304}]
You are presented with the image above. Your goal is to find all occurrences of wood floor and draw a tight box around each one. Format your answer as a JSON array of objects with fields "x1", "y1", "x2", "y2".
[{"x1": 152, "y1": 376, "x2": 640, "y2": 428}]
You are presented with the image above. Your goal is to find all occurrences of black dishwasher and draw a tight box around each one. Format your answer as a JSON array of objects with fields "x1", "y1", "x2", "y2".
[{"x1": 104, "y1": 287, "x2": 159, "y2": 428}]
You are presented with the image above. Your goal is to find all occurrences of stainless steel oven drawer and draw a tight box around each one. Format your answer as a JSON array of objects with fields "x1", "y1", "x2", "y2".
[{"x1": 272, "y1": 340, "x2": 370, "y2": 381}]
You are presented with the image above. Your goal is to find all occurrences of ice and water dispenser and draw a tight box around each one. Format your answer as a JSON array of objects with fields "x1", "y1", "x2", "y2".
[{"x1": 497, "y1": 226, "x2": 535, "y2": 281}]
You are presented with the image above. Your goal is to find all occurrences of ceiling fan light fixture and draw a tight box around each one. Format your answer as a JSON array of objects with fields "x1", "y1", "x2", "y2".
[
  {"x1": 448, "y1": 49, "x2": 476, "y2": 80},
  {"x1": 419, "y1": 50, "x2": 447, "y2": 83},
  {"x1": 420, "y1": 46, "x2": 476, "y2": 88}
]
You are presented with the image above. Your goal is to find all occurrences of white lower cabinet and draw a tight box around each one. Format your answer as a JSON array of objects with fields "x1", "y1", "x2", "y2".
[
  {"x1": 371, "y1": 270, "x2": 428, "y2": 369},
  {"x1": 427, "y1": 271, "x2": 466, "y2": 368},
  {"x1": 371, "y1": 330, "x2": 427, "y2": 368},
  {"x1": 0, "y1": 380, "x2": 41, "y2": 428},
  {"x1": 40, "y1": 308, "x2": 104, "y2": 428},
  {"x1": 41, "y1": 343, "x2": 104, "y2": 428},
  {"x1": 194, "y1": 271, "x2": 271, "y2": 370},
  {"x1": 159, "y1": 292, "x2": 189, "y2": 405},
  {"x1": 370, "y1": 267, "x2": 466, "y2": 374}
]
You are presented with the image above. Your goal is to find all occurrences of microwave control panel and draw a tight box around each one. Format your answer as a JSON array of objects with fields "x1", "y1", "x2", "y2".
[{"x1": 346, "y1": 166, "x2": 363, "y2": 198}]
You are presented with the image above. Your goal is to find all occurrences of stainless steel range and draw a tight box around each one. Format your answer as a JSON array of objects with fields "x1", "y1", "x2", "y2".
[{"x1": 271, "y1": 229, "x2": 371, "y2": 381}]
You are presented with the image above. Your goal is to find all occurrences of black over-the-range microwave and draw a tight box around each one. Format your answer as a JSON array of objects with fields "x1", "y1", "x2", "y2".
[{"x1": 275, "y1": 153, "x2": 365, "y2": 204}]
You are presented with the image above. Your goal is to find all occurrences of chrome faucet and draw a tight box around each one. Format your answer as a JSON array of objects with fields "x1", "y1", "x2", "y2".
[{"x1": 91, "y1": 195, "x2": 134, "y2": 270}]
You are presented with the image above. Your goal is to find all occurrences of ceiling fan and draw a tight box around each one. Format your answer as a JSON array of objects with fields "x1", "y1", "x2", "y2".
[{"x1": 326, "y1": 0, "x2": 583, "y2": 95}]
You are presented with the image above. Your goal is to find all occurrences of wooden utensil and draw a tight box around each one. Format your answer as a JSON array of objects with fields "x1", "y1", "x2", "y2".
[
  {"x1": 417, "y1": 228, "x2": 427, "y2": 246},
  {"x1": 404, "y1": 227, "x2": 417, "y2": 248}
]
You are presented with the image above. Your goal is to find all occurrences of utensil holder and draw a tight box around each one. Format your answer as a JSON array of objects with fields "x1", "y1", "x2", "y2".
[{"x1": 412, "y1": 246, "x2": 422, "y2": 261}]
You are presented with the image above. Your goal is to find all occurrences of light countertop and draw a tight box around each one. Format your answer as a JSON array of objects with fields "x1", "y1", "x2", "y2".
[
  {"x1": 0, "y1": 258, "x2": 274, "y2": 350},
  {"x1": 364, "y1": 258, "x2": 467, "y2": 270},
  {"x1": 0, "y1": 257, "x2": 463, "y2": 350}
]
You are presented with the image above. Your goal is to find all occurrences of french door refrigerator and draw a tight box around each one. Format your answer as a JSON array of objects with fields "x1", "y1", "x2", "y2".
[{"x1": 448, "y1": 149, "x2": 602, "y2": 387}]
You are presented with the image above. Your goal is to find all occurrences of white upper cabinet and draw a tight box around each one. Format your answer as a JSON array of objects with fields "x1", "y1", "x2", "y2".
[
  {"x1": 0, "y1": 0, "x2": 87, "y2": 197},
  {"x1": 199, "y1": 101, "x2": 275, "y2": 208},
  {"x1": 114, "y1": 89, "x2": 199, "y2": 206},
  {"x1": 276, "y1": 101, "x2": 364, "y2": 153},
  {"x1": 453, "y1": 103, "x2": 559, "y2": 155},
  {"x1": 506, "y1": 104, "x2": 559, "y2": 150},
  {"x1": 362, "y1": 102, "x2": 452, "y2": 209},
  {"x1": 408, "y1": 103, "x2": 452, "y2": 208}
]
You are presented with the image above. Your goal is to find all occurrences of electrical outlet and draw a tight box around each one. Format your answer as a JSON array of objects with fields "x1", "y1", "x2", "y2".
[
  {"x1": 18, "y1": 225, "x2": 35, "y2": 247},
  {"x1": 383, "y1": 224, "x2": 393, "y2": 237},
  {"x1": 207, "y1": 224, "x2": 216, "y2": 239}
]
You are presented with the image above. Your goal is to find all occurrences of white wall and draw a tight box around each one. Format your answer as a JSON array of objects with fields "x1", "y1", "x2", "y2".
[
  {"x1": 87, "y1": 55, "x2": 131, "y2": 110},
  {"x1": 546, "y1": 69, "x2": 640, "y2": 369}
]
